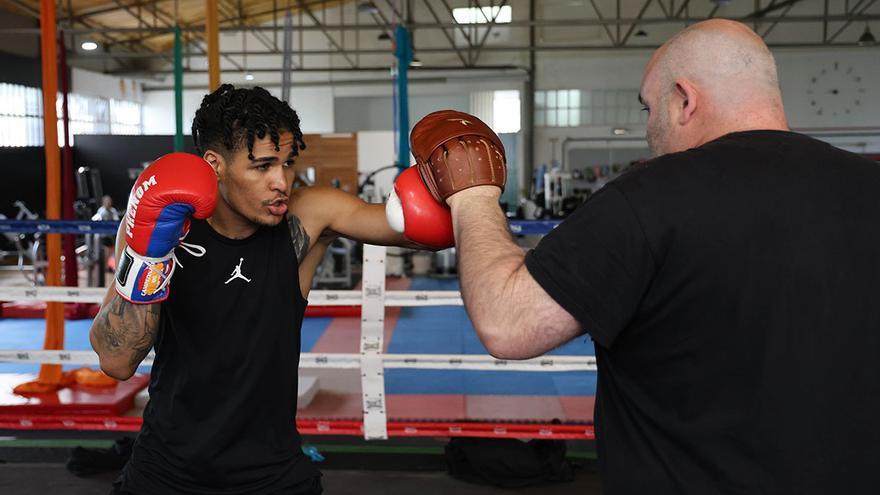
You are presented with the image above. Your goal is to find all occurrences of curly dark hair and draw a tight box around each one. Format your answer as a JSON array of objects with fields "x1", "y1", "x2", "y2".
[{"x1": 192, "y1": 84, "x2": 306, "y2": 160}]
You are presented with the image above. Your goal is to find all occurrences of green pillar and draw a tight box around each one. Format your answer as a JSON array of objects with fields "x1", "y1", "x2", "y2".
[{"x1": 394, "y1": 25, "x2": 412, "y2": 173}]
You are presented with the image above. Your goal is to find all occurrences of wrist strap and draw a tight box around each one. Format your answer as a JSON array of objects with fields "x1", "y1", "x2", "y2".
[{"x1": 115, "y1": 246, "x2": 175, "y2": 304}]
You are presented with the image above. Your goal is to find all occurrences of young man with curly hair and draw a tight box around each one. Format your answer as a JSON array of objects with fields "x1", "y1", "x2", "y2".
[{"x1": 89, "y1": 84, "x2": 442, "y2": 494}]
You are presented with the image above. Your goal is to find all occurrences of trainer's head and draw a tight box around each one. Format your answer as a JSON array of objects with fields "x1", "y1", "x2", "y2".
[
  {"x1": 192, "y1": 84, "x2": 306, "y2": 228},
  {"x1": 639, "y1": 19, "x2": 789, "y2": 157}
]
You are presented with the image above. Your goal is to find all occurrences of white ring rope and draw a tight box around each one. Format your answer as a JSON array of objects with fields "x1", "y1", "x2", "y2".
[
  {"x1": 0, "y1": 349, "x2": 597, "y2": 372},
  {"x1": 0, "y1": 286, "x2": 462, "y2": 306}
]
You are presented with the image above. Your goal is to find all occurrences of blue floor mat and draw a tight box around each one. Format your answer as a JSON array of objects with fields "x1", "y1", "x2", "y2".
[
  {"x1": 383, "y1": 278, "x2": 596, "y2": 395},
  {"x1": 0, "y1": 316, "x2": 334, "y2": 375},
  {"x1": 384, "y1": 369, "x2": 596, "y2": 396},
  {"x1": 301, "y1": 317, "x2": 333, "y2": 352},
  {"x1": 390, "y1": 277, "x2": 593, "y2": 356},
  {"x1": 0, "y1": 319, "x2": 98, "y2": 374}
]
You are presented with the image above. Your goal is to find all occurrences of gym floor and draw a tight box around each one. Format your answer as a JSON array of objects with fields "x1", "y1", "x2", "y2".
[
  {"x1": 0, "y1": 464, "x2": 602, "y2": 495},
  {"x1": 0, "y1": 432, "x2": 601, "y2": 494}
]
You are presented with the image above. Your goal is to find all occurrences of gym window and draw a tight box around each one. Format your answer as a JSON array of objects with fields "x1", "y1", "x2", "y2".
[
  {"x1": 493, "y1": 90, "x2": 521, "y2": 134},
  {"x1": 535, "y1": 89, "x2": 648, "y2": 127},
  {"x1": 0, "y1": 82, "x2": 143, "y2": 147},
  {"x1": 0, "y1": 83, "x2": 43, "y2": 147},
  {"x1": 452, "y1": 6, "x2": 512, "y2": 24}
]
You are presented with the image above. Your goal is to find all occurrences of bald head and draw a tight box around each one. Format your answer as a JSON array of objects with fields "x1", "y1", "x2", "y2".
[
  {"x1": 640, "y1": 20, "x2": 789, "y2": 157},
  {"x1": 650, "y1": 20, "x2": 781, "y2": 98}
]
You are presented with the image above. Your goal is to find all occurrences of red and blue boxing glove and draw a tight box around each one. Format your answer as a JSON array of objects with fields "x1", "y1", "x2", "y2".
[
  {"x1": 385, "y1": 166, "x2": 455, "y2": 250},
  {"x1": 115, "y1": 152, "x2": 218, "y2": 304}
]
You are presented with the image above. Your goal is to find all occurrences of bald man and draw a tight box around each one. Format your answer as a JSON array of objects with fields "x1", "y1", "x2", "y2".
[{"x1": 443, "y1": 20, "x2": 880, "y2": 494}]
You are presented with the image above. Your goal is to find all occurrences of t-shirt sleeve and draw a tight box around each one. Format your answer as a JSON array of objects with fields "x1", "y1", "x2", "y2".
[{"x1": 524, "y1": 184, "x2": 655, "y2": 348}]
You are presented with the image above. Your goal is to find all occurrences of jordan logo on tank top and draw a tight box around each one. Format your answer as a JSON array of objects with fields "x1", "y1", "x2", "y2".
[{"x1": 225, "y1": 257, "x2": 252, "y2": 285}]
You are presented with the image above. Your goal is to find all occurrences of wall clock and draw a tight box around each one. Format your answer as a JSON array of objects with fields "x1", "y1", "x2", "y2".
[{"x1": 806, "y1": 61, "x2": 865, "y2": 118}]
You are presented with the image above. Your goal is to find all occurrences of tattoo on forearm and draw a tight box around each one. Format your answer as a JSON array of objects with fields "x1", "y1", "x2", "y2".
[
  {"x1": 95, "y1": 296, "x2": 160, "y2": 369},
  {"x1": 288, "y1": 214, "x2": 311, "y2": 264}
]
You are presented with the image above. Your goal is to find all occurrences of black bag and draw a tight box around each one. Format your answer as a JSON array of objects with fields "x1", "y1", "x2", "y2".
[
  {"x1": 66, "y1": 437, "x2": 134, "y2": 477},
  {"x1": 445, "y1": 436, "x2": 576, "y2": 488}
]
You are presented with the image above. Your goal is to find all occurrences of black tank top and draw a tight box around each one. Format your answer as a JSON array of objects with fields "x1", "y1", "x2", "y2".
[{"x1": 119, "y1": 219, "x2": 318, "y2": 494}]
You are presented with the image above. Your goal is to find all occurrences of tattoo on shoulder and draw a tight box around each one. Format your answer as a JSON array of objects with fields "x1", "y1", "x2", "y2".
[{"x1": 288, "y1": 214, "x2": 311, "y2": 264}]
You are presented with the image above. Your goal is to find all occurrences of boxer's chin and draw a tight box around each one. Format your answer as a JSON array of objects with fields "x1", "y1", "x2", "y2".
[{"x1": 252, "y1": 210, "x2": 286, "y2": 227}]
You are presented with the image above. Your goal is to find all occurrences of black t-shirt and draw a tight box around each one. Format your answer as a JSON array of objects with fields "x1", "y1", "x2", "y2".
[
  {"x1": 117, "y1": 219, "x2": 318, "y2": 494},
  {"x1": 525, "y1": 131, "x2": 880, "y2": 494}
]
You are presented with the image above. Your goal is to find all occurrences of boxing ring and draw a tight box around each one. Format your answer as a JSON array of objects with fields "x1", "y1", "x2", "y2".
[{"x1": 0, "y1": 219, "x2": 595, "y2": 442}]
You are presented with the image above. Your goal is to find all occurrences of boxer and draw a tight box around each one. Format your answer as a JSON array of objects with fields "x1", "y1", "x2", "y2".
[{"x1": 90, "y1": 85, "x2": 464, "y2": 495}]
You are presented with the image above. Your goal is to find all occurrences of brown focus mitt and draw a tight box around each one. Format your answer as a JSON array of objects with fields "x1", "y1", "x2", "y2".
[{"x1": 410, "y1": 110, "x2": 507, "y2": 203}]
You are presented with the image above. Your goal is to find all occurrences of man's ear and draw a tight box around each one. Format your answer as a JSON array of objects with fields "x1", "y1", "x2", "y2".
[
  {"x1": 203, "y1": 149, "x2": 224, "y2": 177},
  {"x1": 673, "y1": 78, "x2": 699, "y2": 125}
]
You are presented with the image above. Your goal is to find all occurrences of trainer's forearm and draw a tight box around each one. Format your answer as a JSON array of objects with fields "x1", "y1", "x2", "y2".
[
  {"x1": 89, "y1": 295, "x2": 160, "y2": 380},
  {"x1": 449, "y1": 191, "x2": 526, "y2": 355}
]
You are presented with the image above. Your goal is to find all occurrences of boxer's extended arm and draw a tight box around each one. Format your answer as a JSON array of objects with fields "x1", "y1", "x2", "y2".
[
  {"x1": 290, "y1": 186, "x2": 426, "y2": 298},
  {"x1": 448, "y1": 188, "x2": 582, "y2": 360},
  {"x1": 290, "y1": 186, "x2": 421, "y2": 249},
  {"x1": 89, "y1": 222, "x2": 160, "y2": 380}
]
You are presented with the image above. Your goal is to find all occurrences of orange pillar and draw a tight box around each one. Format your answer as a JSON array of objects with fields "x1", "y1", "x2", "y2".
[
  {"x1": 17, "y1": 0, "x2": 65, "y2": 393},
  {"x1": 206, "y1": 0, "x2": 220, "y2": 91}
]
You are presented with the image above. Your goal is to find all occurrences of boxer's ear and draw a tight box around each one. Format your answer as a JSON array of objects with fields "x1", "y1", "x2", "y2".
[{"x1": 202, "y1": 149, "x2": 223, "y2": 177}]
